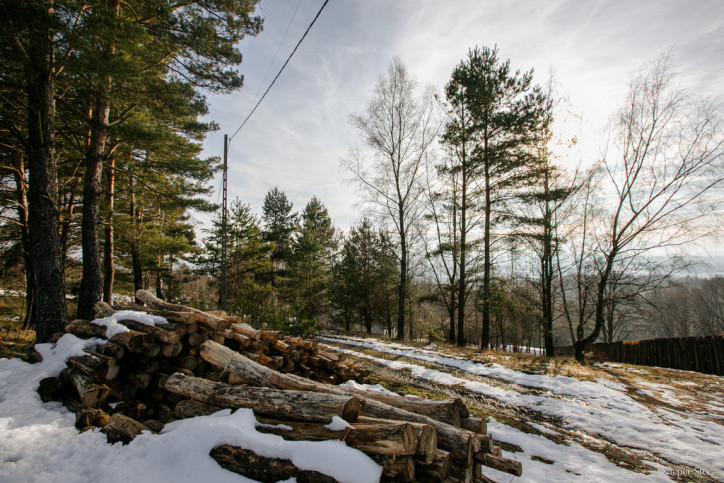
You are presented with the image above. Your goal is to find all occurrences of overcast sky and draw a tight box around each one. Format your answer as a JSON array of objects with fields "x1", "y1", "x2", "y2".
[{"x1": 199, "y1": 0, "x2": 724, "y2": 251}]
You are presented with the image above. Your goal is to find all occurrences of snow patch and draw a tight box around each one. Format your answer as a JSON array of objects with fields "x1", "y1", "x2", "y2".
[
  {"x1": 324, "y1": 416, "x2": 353, "y2": 431},
  {"x1": 339, "y1": 379, "x2": 397, "y2": 395},
  {"x1": 91, "y1": 310, "x2": 168, "y2": 339}
]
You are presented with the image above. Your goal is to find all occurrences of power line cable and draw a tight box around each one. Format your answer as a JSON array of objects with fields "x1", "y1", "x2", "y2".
[
  {"x1": 253, "y1": 0, "x2": 304, "y2": 102},
  {"x1": 228, "y1": 0, "x2": 330, "y2": 142}
]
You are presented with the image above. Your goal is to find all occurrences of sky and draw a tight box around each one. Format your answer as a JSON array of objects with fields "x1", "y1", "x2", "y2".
[{"x1": 199, "y1": 0, "x2": 724, "y2": 254}]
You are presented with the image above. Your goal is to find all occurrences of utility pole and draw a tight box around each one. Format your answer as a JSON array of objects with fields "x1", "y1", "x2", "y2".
[{"x1": 220, "y1": 134, "x2": 228, "y2": 311}]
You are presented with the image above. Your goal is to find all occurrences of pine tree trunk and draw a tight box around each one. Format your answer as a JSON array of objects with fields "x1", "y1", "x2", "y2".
[
  {"x1": 103, "y1": 151, "x2": 114, "y2": 302},
  {"x1": 13, "y1": 153, "x2": 37, "y2": 329},
  {"x1": 77, "y1": 0, "x2": 120, "y2": 320},
  {"x1": 481, "y1": 159, "x2": 491, "y2": 350},
  {"x1": 23, "y1": 1, "x2": 68, "y2": 341},
  {"x1": 130, "y1": 178, "x2": 143, "y2": 304},
  {"x1": 457, "y1": 163, "x2": 467, "y2": 347}
]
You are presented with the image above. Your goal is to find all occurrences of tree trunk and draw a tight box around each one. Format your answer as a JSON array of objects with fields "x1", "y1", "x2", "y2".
[
  {"x1": 397, "y1": 213, "x2": 406, "y2": 340},
  {"x1": 23, "y1": 1, "x2": 68, "y2": 341},
  {"x1": 164, "y1": 373, "x2": 362, "y2": 423},
  {"x1": 457, "y1": 160, "x2": 467, "y2": 347},
  {"x1": 77, "y1": 0, "x2": 120, "y2": 320},
  {"x1": 12, "y1": 153, "x2": 37, "y2": 329},
  {"x1": 210, "y1": 445, "x2": 337, "y2": 483},
  {"x1": 481, "y1": 154, "x2": 491, "y2": 350},
  {"x1": 103, "y1": 151, "x2": 115, "y2": 302},
  {"x1": 255, "y1": 416, "x2": 421, "y2": 457}
]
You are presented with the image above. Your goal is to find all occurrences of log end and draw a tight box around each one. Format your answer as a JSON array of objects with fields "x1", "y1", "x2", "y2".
[{"x1": 342, "y1": 397, "x2": 362, "y2": 423}]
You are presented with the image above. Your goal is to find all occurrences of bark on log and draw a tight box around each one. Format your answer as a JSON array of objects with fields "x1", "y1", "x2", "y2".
[
  {"x1": 67, "y1": 355, "x2": 119, "y2": 382},
  {"x1": 482, "y1": 453, "x2": 522, "y2": 476},
  {"x1": 101, "y1": 413, "x2": 151, "y2": 443},
  {"x1": 135, "y1": 290, "x2": 230, "y2": 331},
  {"x1": 149, "y1": 310, "x2": 198, "y2": 325},
  {"x1": 462, "y1": 416, "x2": 487, "y2": 434},
  {"x1": 210, "y1": 445, "x2": 337, "y2": 483},
  {"x1": 415, "y1": 449, "x2": 451, "y2": 481},
  {"x1": 231, "y1": 323, "x2": 261, "y2": 340},
  {"x1": 255, "y1": 417, "x2": 419, "y2": 457},
  {"x1": 160, "y1": 341, "x2": 183, "y2": 358},
  {"x1": 93, "y1": 301, "x2": 115, "y2": 318},
  {"x1": 110, "y1": 330, "x2": 148, "y2": 353},
  {"x1": 66, "y1": 370, "x2": 109, "y2": 408},
  {"x1": 119, "y1": 319, "x2": 180, "y2": 344},
  {"x1": 344, "y1": 390, "x2": 467, "y2": 427},
  {"x1": 174, "y1": 399, "x2": 224, "y2": 419},
  {"x1": 367, "y1": 454, "x2": 415, "y2": 482},
  {"x1": 164, "y1": 373, "x2": 362, "y2": 423},
  {"x1": 76, "y1": 408, "x2": 110, "y2": 429},
  {"x1": 356, "y1": 416, "x2": 436, "y2": 462}
]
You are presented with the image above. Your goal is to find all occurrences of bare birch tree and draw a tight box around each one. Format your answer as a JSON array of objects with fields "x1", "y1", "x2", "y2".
[
  {"x1": 343, "y1": 59, "x2": 439, "y2": 339},
  {"x1": 573, "y1": 55, "x2": 724, "y2": 361}
]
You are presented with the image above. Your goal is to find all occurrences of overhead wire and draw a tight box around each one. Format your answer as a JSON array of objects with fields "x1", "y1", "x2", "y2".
[
  {"x1": 228, "y1": 0, "x2": 330, "y2": 143},
  {"x1": 252, "y1": 0, "x2": 305, "y2": 102}
]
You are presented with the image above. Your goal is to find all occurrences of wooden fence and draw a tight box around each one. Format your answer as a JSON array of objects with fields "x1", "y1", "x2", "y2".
[{"x1": 558, "y1": 336, "x2": 724, "y2": 375}]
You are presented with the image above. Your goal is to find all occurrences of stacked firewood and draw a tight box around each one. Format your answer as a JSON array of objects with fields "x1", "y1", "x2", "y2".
[{"x1": 37, "y1": 290, "x2": 521, "y2": 482}]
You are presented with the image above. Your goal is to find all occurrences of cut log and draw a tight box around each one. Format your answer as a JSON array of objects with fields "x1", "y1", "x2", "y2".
[
  {"x1": 343, "y1": 390, "x2": 467, "y2": 427},
  {"x1": 210, "y1": 445, "x2": 336, "y2": 483},
  {"x1": 76, "y1": 408, "x2": 110, "y2": 429},
  {"x1": 272, "y1": 339, "x2": 292, "y2": 354},
  {"x1": 143, "y1": 420, "x2": 165, "y2": 433},
  {"x1": 231, "y1": 323, "x2": 261, "y2": 340},
  {"x1": 462, "y1": 416, "x2": 487, "y2": 434},
  {"x1": 260, "y1": 330, "x2": 282, "y2": 343},
  {"x1": 37, "y1": 376, "x2": 62, "y2": 396},
  {"x1": 68, "y1": 355, "x2": 119, "y2": 383},
  {"x1": 255, "y1": 417, "x2": 419, "y2": 456},
  {"x1": 101, "y1": 413, "x2": 152, "y2": 443},
  {"x1": 65, "y1": 319, "x2": 106, "y2": 339},
  {"x1": 149, "y1": 310, "x2": 198, "y2": 325},
  {"x1": 174, "y1": 399, "x2": 224, "y2": 419},
  {"x1": 93, "y1": 301, "x2": 115, "y2": 318},
  {"x1": 156, "y1": 322, "x2": 188, "y2": 337},
  {"x1": 356, "y1": 416, "x2": 437, "y2": 463},
  {"x1": 482, "y1": 453, "x2": 522, "y2": 476},
  {"x1": 415, "y1": 449, "x2": 451, "y2": 481},
  {"x1": 110, "y1": 330, "x2": 149, "y2": 353},
  {"x1": 164, "y1": 373, "x2": 361, "y2": 423},
  {"x1": 187, "y1": 332, "x2": 208, "y2": 347},
  {"x1": 97, "y1": 342, "x2": 125, "y2": 359},
  {"x1": 471, "y1": 434, "x2": 495, "y2": 455},
  {"x1": 200, "y1": 341, "x2": 473, "y2": 464},
  {"x1": 135, "y1": 290, "x2": 230, "y2": 331},
  {"x1": 119, "y1": 319, "x2": 180, "y2": 344},
  {"x1": 367, "y1": 454, "x2": 415, "y2": 482},
  {"x1": 66, "y1": 370, "x2": 109, "y2": 408},
  {"x1": 160, "y1": 341, "x2": 183, "y2": 358}
]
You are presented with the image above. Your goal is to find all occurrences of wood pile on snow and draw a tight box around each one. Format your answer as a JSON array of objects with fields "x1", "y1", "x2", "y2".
[{"x1": 37, "y1": 290, "x2": 521, "y2": 482}]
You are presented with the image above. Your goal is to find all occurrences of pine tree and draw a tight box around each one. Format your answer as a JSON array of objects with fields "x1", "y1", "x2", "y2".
[
  {"x1": 453, "y1": 46, "x2": 547, "y2": 349},
  {"x1": 286, "y1": 196, "x2": 336, "y2": 333},
  {"x1": 261, "y1": 187, "x2": 299, "y2": 288}
]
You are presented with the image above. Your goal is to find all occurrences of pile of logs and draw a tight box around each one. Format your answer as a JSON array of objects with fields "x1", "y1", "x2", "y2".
[{"x1": 37, "y1": 290, "x2": 521, "y2": 482}]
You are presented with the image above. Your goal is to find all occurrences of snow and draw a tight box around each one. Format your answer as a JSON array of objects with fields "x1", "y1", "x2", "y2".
[
  {"x1": 324, "y1": 416, "x2": 353, "y2": 431},
  {"x1": 91, "y1": 310, "x2": 168, "y2": 339},
  {"x1": 339, "y1": 379, "x2": 397, "y2": 395},
  {"x1": 480, "y1": 419, "x2": 671, "y2": 482},
  {"x1": 0, "y1": 334, "x2": 383, "y2": 483},
  {"x1": 322, "y1": 336, "x2": 724, "y2": 480}
]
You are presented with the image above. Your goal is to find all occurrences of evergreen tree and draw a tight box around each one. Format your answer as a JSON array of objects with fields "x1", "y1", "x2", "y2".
[
  {"x1": 261, "y1": 187, "x2": 299, "y2": 287},
  {"x1": 454, "y1": 46, "x2": 547, "y2": 349},
  {"x1": 286, "y1": 196, "x2": 336, "y2": 333}
]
